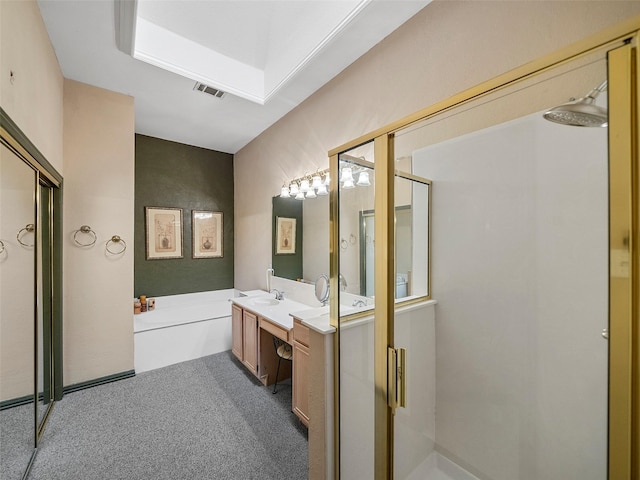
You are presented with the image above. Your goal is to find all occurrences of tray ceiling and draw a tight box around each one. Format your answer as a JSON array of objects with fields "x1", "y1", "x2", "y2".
[{"x1": 38, "y1": 0, "x2": 430, "y2": 153}]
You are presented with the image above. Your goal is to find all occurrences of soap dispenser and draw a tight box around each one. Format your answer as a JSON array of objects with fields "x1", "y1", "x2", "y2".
[{"x1": 266, "y1": 264, "x2": 274, "y2": 292}]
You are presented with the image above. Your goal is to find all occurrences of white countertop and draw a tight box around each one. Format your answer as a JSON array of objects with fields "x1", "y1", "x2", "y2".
[
  {"x1": 233, "y1": 291, "x2": 436, "y2": 336},
  {"x1": 231, "y1": 292, "x2": 310, "y2": 331},
  {"x1": 291, "y1": 307, "x2": 335, "y2": 334}
]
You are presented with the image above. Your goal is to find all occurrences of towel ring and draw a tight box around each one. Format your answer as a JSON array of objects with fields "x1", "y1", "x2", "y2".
[
  {"x1": 106, "y1": 235, "x2": 126, "y2": 255},
  {"x1": 340, "y1": 238, "x2": 348, "y2": 250},
  {"x1": 17, "y1": 224, "x2": 35, "y2": 247},
  {"x1": 349, "y1": 233, "x2": 357, "y2": 245},
  {"x1": 73, "y1": 225, "x2": 97, "y2": 247},
  {"x1": 0, "y1": 240, "x2": 5, "y2": 254}
]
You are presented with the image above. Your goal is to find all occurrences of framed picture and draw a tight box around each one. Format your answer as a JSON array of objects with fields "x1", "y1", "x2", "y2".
[
  {"x1": 145, "y1": 207, "x2": 183, "y2": 260},
  {"x1": 276, "y1": 217, "x2": 296, "y2": 255},
  {"x1": 192, "y1": 210, "x2": 223, "y2": 258}
]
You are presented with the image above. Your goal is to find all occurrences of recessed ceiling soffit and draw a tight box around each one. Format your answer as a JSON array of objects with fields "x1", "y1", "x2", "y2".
[{"x1": 115, "y1": 0, "x2": 373, "y2": 105}]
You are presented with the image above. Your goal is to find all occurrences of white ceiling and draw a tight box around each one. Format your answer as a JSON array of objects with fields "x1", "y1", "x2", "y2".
[{"x1": 37, "y1": 0, "x2": 430, "y2": 153}]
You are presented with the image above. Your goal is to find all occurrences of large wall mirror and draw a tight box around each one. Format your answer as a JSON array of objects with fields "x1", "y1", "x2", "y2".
[
  {"x1": 0, "y1": 110, "x2": 62, "y2": 480},
  {"x1": 271, "y1": 176, "x2": 330, "y2": 283},
  {"x1": 270, "y1": 151, "x2": 430, "y2": 306}
]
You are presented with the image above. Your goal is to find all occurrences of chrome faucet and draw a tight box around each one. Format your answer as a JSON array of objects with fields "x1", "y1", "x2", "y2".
[
  {"x1": 352, "y1": 299, "x2": 366, "y2": 307},
  {"x1": 271, "y1": 289, "x2": 284, "y2": 300}
]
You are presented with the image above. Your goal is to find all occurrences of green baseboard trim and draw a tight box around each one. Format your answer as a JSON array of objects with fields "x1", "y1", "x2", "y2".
[
  {"x1": 63, "y1": 370, "x2": 135, "y2": 395},
  {"x1": 0, "y1": 394, "x2": 34, "y2": 411}
]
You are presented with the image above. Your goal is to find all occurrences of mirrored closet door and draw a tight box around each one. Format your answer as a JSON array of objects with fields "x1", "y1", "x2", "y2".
[
  {"x1": 0, "y1": 142, "x2": 37, "y2": 480},
  {"x1": 1, "y1": 112, "x2": 62, "y2": 480}
]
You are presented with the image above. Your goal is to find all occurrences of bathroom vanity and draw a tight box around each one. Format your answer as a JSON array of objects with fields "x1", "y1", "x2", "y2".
[
  {"x1": 230, "y1": 282, "x2": 338, "y2": 479},
  {"x1": 231, "y1": 291, "x2": 317, "y2": 426}
]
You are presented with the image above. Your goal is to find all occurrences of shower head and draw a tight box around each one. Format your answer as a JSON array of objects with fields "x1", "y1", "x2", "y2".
[{"x1": 543, "y1": 80, "x2": 608, "y2": 127}]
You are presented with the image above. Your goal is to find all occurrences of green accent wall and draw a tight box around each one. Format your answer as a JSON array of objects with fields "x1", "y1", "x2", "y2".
[
  {"x1": 272, "y1": 196, "x2": 302, "y2": 281},
  {"x1": 135, "y1": 134, "x2": 234, "y2": 297}
]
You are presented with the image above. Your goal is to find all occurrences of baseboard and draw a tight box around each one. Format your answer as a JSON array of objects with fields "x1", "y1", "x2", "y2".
[
  {"x1": 63, "y1": 370, "x2": 135, "y2": 395},
  {"x1": 0, "y1": 393, "x2": 34, "y2": 411}
]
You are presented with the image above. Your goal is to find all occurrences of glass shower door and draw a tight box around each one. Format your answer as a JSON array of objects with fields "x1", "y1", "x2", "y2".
[
  {"x1": 333, "y1": 32, "x2": 636, "y2": 480},
  {"x1": 392, "y1": 51, "x2": 611, "y2": 480},
  {"x1": 336, "y1": 142, "x2": 378, "y2": 480}
]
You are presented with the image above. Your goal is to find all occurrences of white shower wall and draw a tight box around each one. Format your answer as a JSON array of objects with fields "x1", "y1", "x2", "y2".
[{"x1": 414, "y1": 111, "x2": 608, "y2": 479}]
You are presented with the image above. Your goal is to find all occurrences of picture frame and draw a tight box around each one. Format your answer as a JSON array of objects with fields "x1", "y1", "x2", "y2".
[
  {"x1": 276, "y1": 217, "x2": 296, "y2": 255},
  {"x1": 192, "y1": 210, "x2": 223, "y2": 258},
  {"x1": 145, "y1": 207, "x2": 183, "y2": 260}
]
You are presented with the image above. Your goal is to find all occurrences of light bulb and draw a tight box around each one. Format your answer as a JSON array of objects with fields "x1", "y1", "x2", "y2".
[
  {"x1": 324, "y1": 172, "x2": 331, "y2": 185},
  {"x1": 312, "y1": 175, "x2": 322, "y2": 189},
  {"x1": 340, "y1": 167, "x2": 353, "y2": 183},
  {"x1": 295, "y1": 190, "x2": 305, "y2": 200},
  {"x1": 300, "y1": 178, "x2": 310, "y2": 193},
  {"x1": 357, "y1": 171, "x2": 371, "y2": 186},
  {"x1": 342, "y1": 178, "x2": 355, "y2": 189},
  {"x1": 289, "y1": 182, "x2": 299, "y2": 195},
  {"x1": 316, "y1": 184, "x2": 328, "y2": 195},
  {"x1": 280, "y1": 185, "x2": 290, "y2": 197},
  {"x1": 306, "y1": 188, "x2": 317, "y2": 199}
]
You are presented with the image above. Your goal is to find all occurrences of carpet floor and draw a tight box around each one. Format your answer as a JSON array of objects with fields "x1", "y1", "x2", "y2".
[{"x1": 18, "y1": 351, "x2": 307, "y2": 480}]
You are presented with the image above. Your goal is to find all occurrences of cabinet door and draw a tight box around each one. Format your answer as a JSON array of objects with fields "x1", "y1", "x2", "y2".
[
  {"x1": 242, "y1": 311, "x2": 259, "y2": 374},
  {"x1": 293, "y1": 341, "x2": 310, "y2": 426},
  {"x1": 231, "y1": 305, "x2": 243, "y2": 361}
]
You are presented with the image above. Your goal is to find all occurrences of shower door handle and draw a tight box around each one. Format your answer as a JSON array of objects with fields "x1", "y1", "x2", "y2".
[{"x1": 388, "y1": 347, "x2": 407, "y2": 410}]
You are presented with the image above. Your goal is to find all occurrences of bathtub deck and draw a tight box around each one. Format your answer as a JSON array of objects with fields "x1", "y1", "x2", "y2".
[{"x1": 134, "y1": 290, "x2": 237, "y2": 373}]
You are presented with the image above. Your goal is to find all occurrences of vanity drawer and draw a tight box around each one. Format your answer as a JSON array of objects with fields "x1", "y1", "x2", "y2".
[
  {"x1": 260, "y1": 317, "x2": 289, "y2": 342},
  {"x1": 293, "y1": 318, "x2": 310, "y2": 347}
]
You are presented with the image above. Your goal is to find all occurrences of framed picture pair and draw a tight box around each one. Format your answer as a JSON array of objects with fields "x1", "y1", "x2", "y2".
[{"x1": 145, "y1": 207, "x2": 223, "y2": 260}]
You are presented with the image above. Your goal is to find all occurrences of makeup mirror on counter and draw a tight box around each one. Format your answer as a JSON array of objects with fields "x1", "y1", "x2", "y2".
[{"x1": 315, "y1": 274, "x2": 329, "y2": 305}]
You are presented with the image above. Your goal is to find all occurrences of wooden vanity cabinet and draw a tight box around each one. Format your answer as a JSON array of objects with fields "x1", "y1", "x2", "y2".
[
  {"x1": 231, "y1": 304, "x2": 259, "y2": 375},
  {"x1": 293, "y1": 318, "x2": 310, "y2": 426},
  {"x1": 242, "y1": 310, "x2": 259, "y2": 375},
  {"x1": 231, "y1": 304, "x2": 243, "y2": 360}
]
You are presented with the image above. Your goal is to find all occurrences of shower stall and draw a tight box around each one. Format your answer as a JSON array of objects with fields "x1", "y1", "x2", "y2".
[{"x1": 329, "y1": 23, "x2": 637, "y2": 480}]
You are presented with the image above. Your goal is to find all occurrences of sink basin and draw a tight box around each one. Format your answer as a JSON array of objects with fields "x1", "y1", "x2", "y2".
[{"x1": 252, "y1": 297, "x2": 280, "y2": 306}]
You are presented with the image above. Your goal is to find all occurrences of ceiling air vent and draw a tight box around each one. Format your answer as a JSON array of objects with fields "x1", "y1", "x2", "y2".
[{"x1": 193, "y1": 82, "x2": 226, "y2": 99}]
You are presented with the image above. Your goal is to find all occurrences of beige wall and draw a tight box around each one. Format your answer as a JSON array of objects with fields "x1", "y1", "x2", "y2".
[
  {"x1": 234, "y1": 1, "x2": 640, "y2": 290},
  {"x1": 2, "y1": 1, "x2": 135, "y2": 388},
  {"x1": 233, "y1": 0, "x2": 640, "y2": 477},
  {"x1": 0, "y1": 0, "x2": 64, "y2": 174},
  {"x1": 63, "y1": 79, "x2": 135, "y2": 385}
]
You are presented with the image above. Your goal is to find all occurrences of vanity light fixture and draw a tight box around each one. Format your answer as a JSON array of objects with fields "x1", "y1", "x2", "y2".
[{"x1": 279, "y1": 168, "x2": 331, "y2": 199}]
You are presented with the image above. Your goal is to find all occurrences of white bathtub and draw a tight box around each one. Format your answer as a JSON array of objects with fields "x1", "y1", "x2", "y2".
[{"x1": 133, "y1": 289, "x2": 238, "y2": 373}]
